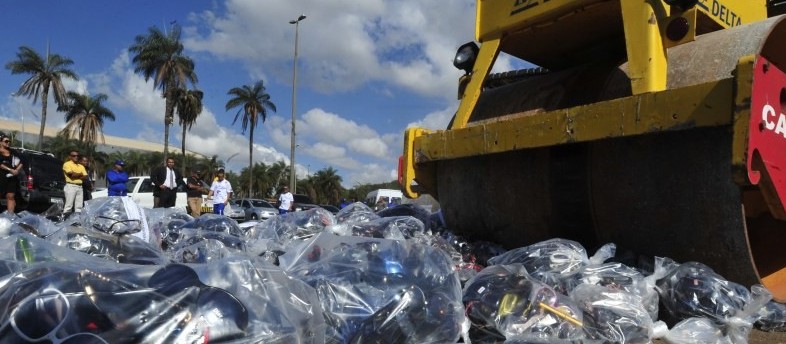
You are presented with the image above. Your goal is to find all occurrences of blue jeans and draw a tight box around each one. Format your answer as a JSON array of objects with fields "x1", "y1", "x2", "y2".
[
  {"x1": 213, "y1": 203, "x2": 225, "y2": 215},
  {"x1": 278, "y1": 208, "x2": 288, "y2": 215}
]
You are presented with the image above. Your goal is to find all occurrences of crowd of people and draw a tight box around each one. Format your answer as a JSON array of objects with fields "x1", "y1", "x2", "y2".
[
  {"x1": 56, "y1": 150, "x2": 240, "y2": 219},
  {"x1": 0, "y1": 144, "x2": 351, "y2": 220}
]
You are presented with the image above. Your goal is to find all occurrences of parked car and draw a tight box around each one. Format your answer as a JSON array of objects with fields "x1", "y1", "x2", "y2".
[
  {"x1": 223, "y1": 201, "x2": 246, "y2": 222},
  {"x1": 232, "y1": 198, "x2": 277, "y2": 221},
  {"x1": 293, "y1": 194, "x2": 319, "y2": 212},
  {"x1": 1, "y1": 149, "x2": 66, "y2": 213},
  {"x1": 320, "y1": 204, "x2": 340, "y2": 214},
  {"x1": 92, "y1": 176, "x2": 195, "y2": 213}
]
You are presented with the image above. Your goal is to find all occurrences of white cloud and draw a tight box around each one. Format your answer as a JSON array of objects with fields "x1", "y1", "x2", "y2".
[
  {"x1": 184, "y1": 0, "x2": 475, "y2": 98},
  {"x1": 347, "y1": 137, "x2": 388, "y2": 158},
  {"x1": 347, "y1": 162, "x2": 397, "y2": 185},
  {"x1": 407, "y1": 106, "x2": 455, "y2": 130}
]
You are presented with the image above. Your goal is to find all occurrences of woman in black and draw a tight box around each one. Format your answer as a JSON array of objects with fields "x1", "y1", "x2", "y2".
[{"x1": 0, "y1": 135, "x2": 22, "y2": 213}]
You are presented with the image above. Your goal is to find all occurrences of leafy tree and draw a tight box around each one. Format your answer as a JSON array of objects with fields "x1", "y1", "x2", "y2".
[
  {"x1": 312, "y1": 167, "x2": 344, "y2": 205},
  {"x1": 42, "y1": 132, "x2": 80, "y2": 161},
  {"x1": 5, "y1": 46, "x2": 78, "y2": 150},
  {"x1": 297, "y1": 177, "x2": 317, "y2": 203},
  {"x1": 58, "y1": 91, "x2": 116, "y2": 160},
  {"x1": 267, "y1": 161, "x2": 289, "y2": 196},
  {"x1": 225, "y1": 80, "x2": 276, "y2": 198},
  {"x1": 129, "y1": 24, "x2": 197, "y2": 160},
  {"x1": 174, "y1": 87, "x2": 203, "y2": 176}
]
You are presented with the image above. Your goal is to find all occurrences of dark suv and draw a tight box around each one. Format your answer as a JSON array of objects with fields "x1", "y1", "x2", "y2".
[
  {"x1": 1, "y1": 149, "x2": 66, "y2": 213},
  {"x1": 293, "y1": 194, "x2": 320, "y2": 212}
]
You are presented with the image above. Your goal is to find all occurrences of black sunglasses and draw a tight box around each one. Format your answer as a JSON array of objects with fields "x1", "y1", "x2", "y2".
[
  {"x1": 92, "y1": 216, "x2": 141, "y2": 235},
  {"x1": 148, "y1": 264, "x2": 249, "y2": 341},
  {"x1": 1, "y1": 140, "x2": 10, "y2": 143},
  {"x1": 76, "y1": 264, "x2": 248, "y2": 342}
]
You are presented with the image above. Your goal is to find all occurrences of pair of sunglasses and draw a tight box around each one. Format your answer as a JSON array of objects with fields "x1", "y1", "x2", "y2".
[
  {"x1": 78, "y1": 265, "x2": 248, "y2": 342},
  {"x1": 148, "y1": 264, "x2": 249, "y2": 342},
  {"x1": 92, "y1": 216, "x2": 142, "y2": 235},
  {"x1": 2, "y1": 286, "x2": 107, "y2": 343}
]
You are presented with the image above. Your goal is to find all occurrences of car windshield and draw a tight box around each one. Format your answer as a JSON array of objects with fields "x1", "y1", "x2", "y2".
[
  {"x1": 293, "y1": 194, "x2": 313, "y2": 204},
  {"x1": 250, "y1": 200, "x2": 273, "y2": 208}
]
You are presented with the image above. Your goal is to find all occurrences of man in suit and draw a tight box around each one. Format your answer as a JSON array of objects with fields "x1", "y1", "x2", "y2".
[{"x1": 151, "y1": 157, "x2": 185, "y2": 208}]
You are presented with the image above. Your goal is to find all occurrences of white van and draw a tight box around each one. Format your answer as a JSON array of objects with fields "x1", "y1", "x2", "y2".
[{"x1": 365, "y1": 189, "x2": 404, "y2": 207}]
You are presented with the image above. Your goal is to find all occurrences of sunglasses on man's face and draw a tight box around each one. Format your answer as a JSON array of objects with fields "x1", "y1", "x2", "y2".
[
  {"x1": 1, "y1": 140, "x2": 10, "y2": 143},
  {"x1": 70, "y1": 154, "x2": 79, "y2": 157}
]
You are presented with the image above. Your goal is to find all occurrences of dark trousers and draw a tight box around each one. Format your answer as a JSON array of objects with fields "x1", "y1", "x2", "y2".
[{"x1": 157, "y1": 188, "x2": 177, "y2": 208}]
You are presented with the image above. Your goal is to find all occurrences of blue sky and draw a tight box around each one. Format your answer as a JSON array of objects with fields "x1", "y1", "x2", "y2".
[{"x1": 0, "y1": 0, "x2": 521, "y2": 187}]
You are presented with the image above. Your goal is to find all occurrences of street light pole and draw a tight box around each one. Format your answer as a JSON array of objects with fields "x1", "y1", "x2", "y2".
[{"x1": 289, "y1": 14, "x2": 306, "y2": 194}]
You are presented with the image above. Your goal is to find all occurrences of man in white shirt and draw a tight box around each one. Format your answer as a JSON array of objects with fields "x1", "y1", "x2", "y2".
[
  {"x1": 278, "y1": 186, "x2": 294, "y2": 215},
  {"x1": 208, "y1": 169, "x2": 233, "y2": 215}
]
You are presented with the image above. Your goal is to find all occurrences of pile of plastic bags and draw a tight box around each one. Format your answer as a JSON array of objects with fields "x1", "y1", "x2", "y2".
[{"x1": 0, "y1": 198, "x2": 782, "y2": 343}]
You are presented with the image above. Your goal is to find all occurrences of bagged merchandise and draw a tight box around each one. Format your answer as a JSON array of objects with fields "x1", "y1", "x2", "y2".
[
  {"x1": 570, "y1": 283, "x2": 668, "y2": 343},
  {"x1": 487, "y1": 238, "x2": 599, "y2": 291},
  {"x1": 0, "y1": 197, "x2": 781, "y2": 343},
  {"x1": 463, "y1": 264, "x2": 585, "y2": 343},
  {"x1": 656, "y1": 260, "x2": 772, "y2": 343},
  {"x1": 280, "y1": 232, "x2": 467, "y2": 343}
]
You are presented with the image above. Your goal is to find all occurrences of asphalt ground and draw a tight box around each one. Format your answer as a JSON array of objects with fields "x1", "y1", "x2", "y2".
[{"x1": 651, "y1": 329, "x2": 786, "y2": 343}]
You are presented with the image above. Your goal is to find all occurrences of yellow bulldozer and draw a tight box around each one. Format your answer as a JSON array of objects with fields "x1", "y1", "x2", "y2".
[{"x1": 400, "y1": 0, "x2": 786, "y2": 302}]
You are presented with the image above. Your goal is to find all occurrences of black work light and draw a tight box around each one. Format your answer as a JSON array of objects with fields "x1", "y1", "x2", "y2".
[
  {"x1": 453, "y1": 42, "x2": 479, "y2": 75},
  {"x1": 664, "y1": 0, "x2": 698, "y2": 10}
]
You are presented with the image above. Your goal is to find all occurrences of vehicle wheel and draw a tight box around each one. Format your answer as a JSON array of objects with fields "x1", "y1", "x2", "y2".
[{"x1": 251, "y1": 214, "x2": 258, "y2": 220}]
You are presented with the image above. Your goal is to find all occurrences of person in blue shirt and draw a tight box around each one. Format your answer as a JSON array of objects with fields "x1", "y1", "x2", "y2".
[
  {"x1": 107, "y1": 160, "x2": 129, "y2": 196},
  {"x1": 339, "y1": 198, "x2": 348, "y2": 209}
]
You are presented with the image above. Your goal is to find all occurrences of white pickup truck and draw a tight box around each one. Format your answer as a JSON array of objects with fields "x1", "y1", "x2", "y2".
[{"x1": 92, "y1": 176, "x2": 201, "y2": 212}]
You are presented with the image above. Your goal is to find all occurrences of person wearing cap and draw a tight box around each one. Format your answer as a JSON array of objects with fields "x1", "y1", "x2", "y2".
[
  {"x1": 107, "y1": 160, "x2": 129, "y2": 196},
  {"x1": 207, "y1": 168, "x2": 233, "y2": 215},
  {"x1": 63, "y1": 150, "x2": 87, "y2": 215},
  {"x1": 186, "y1": 168, "x2": 207, "y2": 218},
  {"x1": 277, "y1": 185, "x2": 294, "y2": 215}
]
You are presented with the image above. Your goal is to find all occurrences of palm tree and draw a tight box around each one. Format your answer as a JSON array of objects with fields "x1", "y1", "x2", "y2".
[
  {"x1": 42, "y1": 132, "x2": 75, "y2": 159},
  {"x1": 174, "y1": 87, "x2": 203, "y2": 175},
  {"x1": 129, "y1": 24, "x2": 197, "y2": 160},
  {"x1": 225, "y1": 80, "x2": 276, "y2": 198},
  {"x1": 313, "y1": 167, "x2": 344, "y2": 204},
  {"x1": 5, "y1": 46, "x2": 78, "y2": 150},
  {"x1": 58, "y1": 91, "x2": 116, "y2": 160}
]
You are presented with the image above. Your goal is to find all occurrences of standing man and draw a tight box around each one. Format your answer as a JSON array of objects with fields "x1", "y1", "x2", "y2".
[
  {"x1": 62, "y1": 150, "x2": 87, "y2": 215},
  {"x1": 207, "y1": 168, "x2": 232, "y2": 215},
  {"x1": 107, "y1": 160, "x2": 129, "y2": 196},
  {"x1": 151, "y1": 157, "x2": 184, "y2": 208},
  {"x1": 278, "y1": 186, "x2": 294, "y2": 215},
  {"x1": 186, "y1": 168, "x2": 207, "y2": 218},
  {"x1": 80, "y1": 156, "x2": 94, "y2": 205}
]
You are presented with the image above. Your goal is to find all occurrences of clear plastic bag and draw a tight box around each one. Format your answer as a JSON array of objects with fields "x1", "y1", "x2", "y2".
[
  {"x1": 563, "y1": 260, "x2": 659, "y2": 320},
  {"x1": 487, "y1": 238, "x2": 593, "y2": 291},
  {"x1": 570, "y1": 283, "x2": 664, "y2": 343},
  {"x1": 280, "y1": 232, "x2": 467, "y2": 343},
  {"x1": 0, "y1": 258, "x2": 326, "y2": 343},
  {"x1": 463, "y1": 264, "x2": 585, "y2": 343},
  {"x1": 335, "y1": 202, "x2": 380, "y2": 224},
  {"x1": 656, "y1": 260, "x2": 772, "y2": 343},
  {"x1": 756, "y1": 301, "x2": 786, "y2": 332}
]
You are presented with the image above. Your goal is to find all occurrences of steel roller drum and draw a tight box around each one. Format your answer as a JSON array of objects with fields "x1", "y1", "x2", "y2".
[{"x1": 437, "y1": 15, "x2": 786, "y2": 300}]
